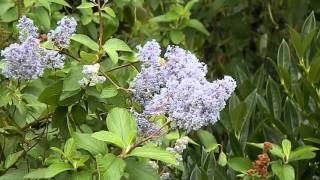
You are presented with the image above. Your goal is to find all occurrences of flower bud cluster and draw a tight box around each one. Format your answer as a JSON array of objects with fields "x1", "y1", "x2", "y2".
[
  {"x1": 79, "y1": 63, "x2": 106, "y2": 87},
  {"x1": 166, "y1": 136, "x2": 188, "y2": 162},
  {"x1": 160, "y1": 172, "x2": 170, "y2": 180}
]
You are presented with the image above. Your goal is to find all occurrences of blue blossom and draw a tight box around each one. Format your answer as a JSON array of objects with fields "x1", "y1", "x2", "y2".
[
  {"x1": 42, "y1": 49, "x2": 65, "y2": 69},
  {"x1": 164, "y1": 77, "x2": 236, "y2": 131},
  {"x1": 133, "y1": 112, "x2": 159, "y2": 136},
  {"x1": 1, "y1": 16, "x2": 71, "y2": 80},
  {"x1": 163, "y1": 45, "x2": 207, "y2": 82},
  {"x1": 130, "y1": 40, "x2": 237, "y2": 132},
  {"x1": 129, "y1": 66, "x2": 165, "y2": 106},
  {"x1": 48, "y1": 16, "x2": 77, "y2": 48},
  {"x1": 136, "y1": 39, "x2": 162, "y2": 67},
  {"x1": 1, "y1": 37, "x2": 46, "y2": 80},
  {"x1": 16, "y1": 16, "x2": 38, "y2": 42}
]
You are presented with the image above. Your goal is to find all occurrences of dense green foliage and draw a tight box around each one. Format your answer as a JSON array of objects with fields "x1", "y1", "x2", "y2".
[{"x1": 0, "y1": 0, "x2": 320, "y2": 179}]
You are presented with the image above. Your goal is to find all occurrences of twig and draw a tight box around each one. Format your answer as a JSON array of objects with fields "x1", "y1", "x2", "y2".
[
  {"x1": 99, "y1": 70, "x2": 130, "y2": 93},
  {"x1": 107, "y1": 62, "x2": 139, "y2": 72},
  {"x1": 123, "y1": 121, "x2": 171, "y2": 157},
  {"x1": 16, "y1": 0, "x2": 22, "y2": 18},
  {"x1": 267, "y1": 0, "x2": 279, "y2": 29},
  {"x1": 20, "y1": 113, "x2": 52, "y2": 131}
]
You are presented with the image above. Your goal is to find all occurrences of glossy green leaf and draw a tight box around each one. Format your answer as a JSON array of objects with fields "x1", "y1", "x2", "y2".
[
  {"x1": 96, "y1": 154, "x2": 126, "y2": 180},
  {"x1": 92, "y1": 131, "x2": 126, "y2": 149},
  {"x1": 101, "y1": 87, "x2": 118, "y2": 98},
  {"x1": 282, "y1": 139, "x2": 291, "y2": 159},
  {"x1": 197, "y1": 130, "x2": 218, "y2": 152},
  {"x1": 71, "y1": 34, "x2": 99, "y2": 51},
  {"x1": 227, "y1": 157, "x2": 252, "y2": 173},
  {"x1": 4, "y1": 150, "x2": 24, "y2": 169},
  {"x1": 73, "y1": 132, "x2": 108, "y2": 155},
  {"x1": 271, "y1": 162, "x2": 295, "y2": 180},
  {"x1": 247, "y1": 142, "x2": 284, "y2": 159},
  {"x1": 106, "y1": 108, "x2": 137, "y2": 147},
  {"x1": 218, "y1": 151, "x2": 227, "y2": 166},
  {"x1": 124, "y1": 159, "x2": 158, "y2": 180},
  {"x1": 185, "y1": 19, "x2": 210, "y2": 36},
  {"x1": 289, "y1": 146, "x2": 319, "y2": 161},
  {"x1": 129, "y1": 145, "x2": 177, "y2": 165},
  {"x1": 77, "y1": 2, "x2": 95, "y2": 9},
  {"x1": 277, "y1": 39, "x2": 291, "y2": 69},
  {"x1": 24, "y1": 162, "x2": 73, "y2": 179}
]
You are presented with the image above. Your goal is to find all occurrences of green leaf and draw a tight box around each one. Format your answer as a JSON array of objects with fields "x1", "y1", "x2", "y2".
[
  {"x1": 289, "y1": 27, "x2": 303, "y2": 58},
  {"x1": 0, "y1": 1, "x2": 15, "y2": 16},
  {"x1": 266, "y1": 77, "x2": 282, "y2": 120},
  {"x1": 125, "y1": 159, "x2": 158, "y2": 180},
  {"x1": 149, "y1": 13, "x2": 177, "y2": 23},
  {"x1": 282, "y1": 139, "x2": 291, "y2": 159},
  {"x1": 63, "y1": 65, "x2": 83, "y2": 92},
  {"x1": 64, "y1": 138, "x2": 76, "y2": 158},
  {"x1": 103, "y1": 38, "x2": 132, "y2": 63},
  {"x1": 169, "y1": 30, "x2": 185, "y2": 44},
  {"x1": 308, "y1": 56, "x2": 320, "y2": 83},
  {"x1": 92, "y1": 131, "x2": 126, "y2": 149},
  {"x1": 106, "y1": 108, "x2": 137, "y2": 147},
  {"x1": 71, "y1": 34, "x2": 99, "y2": 51},
  {"x1": 302, "y1": 11, "x2": 316, "y2": 36},
  {"x1": 102, "y1": 7, "x2": 116, "y2": 17},
  {"x1": 103, "y1": 38, "x2": 132, "y2": 52},
  {"x1": 24, "y1": 162, "x2": 73, "y2": 179},
  {"x1": 1, "y1": 8, "x2": 18, "y2": 22},
  {"x1": 228, "y1": 157, "x2": 252, "y2": 173},
  {"x1": 197, "y1": 130, "x2": 218, "y2": 152},
  {"x1": 277, "y1": 39, "x2": 291, "y2": 69},
  {"x1": 289, "y1": 146, "x2": 319, "y2": 161},
  {"x1": 218, "y1": 151, "x2": 227, "y2": 166},
  {"x1": 185, "y1": 19, "x2": 210, "y2": 36},
  {"x1": 129, "y1": 145, "x2": 177, "y2": 164},
  {"x1": 37, "y1": 0, "x2": 51, "y2": 13},
  {"x1": 0, "y1": 166, "x2": 27, "y2": 180},
  {"x1": 73, "y1": 132, "x2": 107, "y2": 155},
  {"x1": 247, "y1": 142, "x2": 284, "y2": 159},
  {"x1": 33, "y1": 7, "x2": 50, "y2": 31},
  {"x1": 48, "y1": 0, "x2": 71, "y2": 8},
  {"x1": 271, "y1": 162, "x2": 295, "y2": 180},
  {"x1": 304, "y1": 137, "x2": 320, "y2": 144},
  {"x1": 101, "y1": 87, "x2": 118, "y2": 98},
  {"x1": 80, "y1": 51, "x2": 96, "y2": 63},
  {"x1": 38, "y1": 81, "x2": 63, "y2": 105},
  {"x1": 71, "y1": 104, "x2": 87, "y2": 124},
  {"x1": 96, "y1": 154, "x2": 126, "y2": 180},
  {"x1": 77, "y1": 2, "x2": 95, "y2": 9},
  {"x1": 4, "y1": 150, "x2": 24, "y2": 169}
]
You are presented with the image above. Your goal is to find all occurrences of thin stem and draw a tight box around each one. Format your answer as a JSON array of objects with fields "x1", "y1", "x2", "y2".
[
  {"x1": 123, "y1": 121, "x2": 171, "y2": 157},
  {"x1": 99, "y1": 70, "x2": 130, "y2": 93},
  {"x1": 20, "y1": 113, "x2": 52, "y2": 131},
  {"x1": 107, "y1": 62, "x2": 139, "y2": 72},
  {"x1": 96, "y1": 0, "x2": 104, "y2": 63},
  {"x1": 267, "y1": 0, "x2": 279, "y2": 29},
  {"x1": 16, "y1": 0, "x2": 22, "y2": 18}
]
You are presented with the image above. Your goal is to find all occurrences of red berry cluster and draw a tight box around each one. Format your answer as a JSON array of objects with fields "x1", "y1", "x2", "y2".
[{"x1": 247, "y1": 142, "x2": 272, "y2": 179}]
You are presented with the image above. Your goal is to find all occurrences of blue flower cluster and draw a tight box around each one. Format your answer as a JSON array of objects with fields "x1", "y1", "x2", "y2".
[
  {"x1": 1, "y1": 16, "x2": 77, "y2": 80},
  {"x1": 48, "y1": 16, "x2": 77, "y2": 48},
  {"x1": 130, "y1": 40, "x2": 236, "y2": 132}
]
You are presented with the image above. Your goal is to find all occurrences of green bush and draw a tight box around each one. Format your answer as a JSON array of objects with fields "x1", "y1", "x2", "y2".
[{"x1": 0, "y1": 0, "x2": 319, "y2": 179}]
